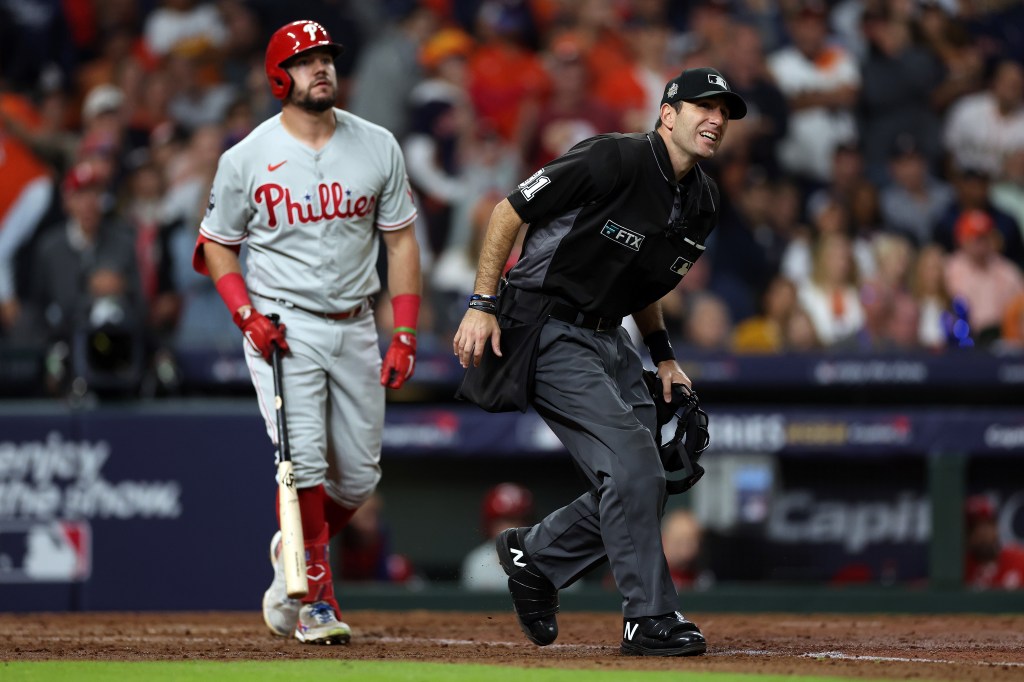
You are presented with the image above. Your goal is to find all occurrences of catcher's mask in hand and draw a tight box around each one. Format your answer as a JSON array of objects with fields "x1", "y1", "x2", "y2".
[{"x1": 641, "y1": 370, "x2": 710, "y2": 494}]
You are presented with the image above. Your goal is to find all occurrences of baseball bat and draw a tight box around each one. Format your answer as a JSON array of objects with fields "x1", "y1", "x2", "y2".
[{"x1": 268, "y1": 314, "x2": 308, "y2": 599}]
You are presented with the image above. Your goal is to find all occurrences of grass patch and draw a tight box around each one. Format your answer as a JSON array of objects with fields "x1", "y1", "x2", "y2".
[{"x1": 2, "y1": 659, "x2": 902, "y2": 682}]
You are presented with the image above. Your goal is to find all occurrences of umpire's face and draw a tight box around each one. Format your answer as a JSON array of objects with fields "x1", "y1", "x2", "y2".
[{"x1": 664, "y1": 97, "x2": 729, "y2": 165}]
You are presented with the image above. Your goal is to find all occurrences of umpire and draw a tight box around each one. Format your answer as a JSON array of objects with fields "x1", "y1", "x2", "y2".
[{"x1": 453, "y1": 67, "x2": 746, "y2": 656}]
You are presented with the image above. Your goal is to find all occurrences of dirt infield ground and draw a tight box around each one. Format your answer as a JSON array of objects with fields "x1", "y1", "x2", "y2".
[{"x1": 2, "y1": 611, "x2": 1023, "y2": 680}]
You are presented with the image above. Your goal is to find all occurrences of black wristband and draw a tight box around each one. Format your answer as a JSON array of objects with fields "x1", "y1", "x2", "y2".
[
  {"x1": 644, "y1": 329, "x2": 675, "y2": 364},
  {"x1": 468, "y1": 300, "x2": 497, "y2": 315}
]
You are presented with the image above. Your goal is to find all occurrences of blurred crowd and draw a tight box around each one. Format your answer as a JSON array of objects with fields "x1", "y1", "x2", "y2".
[{"x1": 3, "y1": 0, "x2": 1024, "y2": 397}]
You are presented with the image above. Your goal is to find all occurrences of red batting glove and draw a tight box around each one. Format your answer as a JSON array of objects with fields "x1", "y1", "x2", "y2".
[
  {"x1": 381, "y1": 330, "x2": 416, "y2": 389},
  {"x1": 233, "y1": 308, "x2": 289, "y2": 362}
]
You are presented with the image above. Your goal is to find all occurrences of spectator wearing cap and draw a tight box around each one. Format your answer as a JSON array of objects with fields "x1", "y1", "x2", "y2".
[
  {"x1": 943, "y1": 209, "x2": 1024, "y2": 345},
  {"x1": 22, "y1": 163, "x2": 141, "y2": 358},
  {"x1": 403, "y1": 26, "x2": 478, "y2": 258},
  {"x1": 879, "y1": 134, "x2": 955, "y2": 247},
  {"x1": 81, "y1": 84, "x2": 126, "y2": 133},
  {"x1": 933, "y1": 166, "x2": 1024, "y2": 269},
  {"x1": 944, "y1": 59, "x2": 1024, "y2": 178},
  {"x1": 76, "y1": 84, "x2": 132, "y2": 201},
  {"x1": 964, "y1": 495, "x2": 1024, "y2": 591},
  {"x1": 767, "y1": 0, "x2": 861, "y2": 186}
]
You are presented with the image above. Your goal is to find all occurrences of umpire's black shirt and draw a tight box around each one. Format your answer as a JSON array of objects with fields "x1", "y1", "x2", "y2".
[{"x1": 506, "y1": 131, "x2": 720, "y2": 320}]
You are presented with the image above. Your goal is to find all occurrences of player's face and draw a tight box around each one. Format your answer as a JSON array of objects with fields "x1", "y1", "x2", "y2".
[
  {"x1": 669, "y1": 98, "x2": 729, "y2": 162},
  {"x1": 286, "y1": 48, "x2": 337, "y2": 113}
]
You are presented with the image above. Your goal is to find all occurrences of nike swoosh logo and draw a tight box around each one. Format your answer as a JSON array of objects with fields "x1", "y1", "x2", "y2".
[{"x1": 267, "y1": 161, "x2": 287, "y2": 172}]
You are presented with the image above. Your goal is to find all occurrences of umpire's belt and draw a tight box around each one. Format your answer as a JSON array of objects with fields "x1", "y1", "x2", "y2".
[
  {"x1": 505, "y1": 286, "x2": 621, "y2": 332},
  {"x1": 252, "y1": 291, "x2": 370, "y2": 320}
]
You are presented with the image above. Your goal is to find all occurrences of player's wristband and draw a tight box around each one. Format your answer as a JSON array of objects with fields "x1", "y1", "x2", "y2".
[
  {"x1": 391, "y1": 293, "x2": 420, "y2": 333},
  {"x1": 215, "y1": 272, "x2": 252, "y2": 321},
  {"x1": 644, "y1": 329, "x2": 675, "y2": 364}
]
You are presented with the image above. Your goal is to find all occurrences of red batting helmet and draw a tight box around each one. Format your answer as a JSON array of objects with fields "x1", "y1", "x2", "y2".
[
  {"x1": 265, "y1": 20, "x2": 344, "y2": 100},
  {"x1": 481, "y1": 483, "x2": 533, "y2": 536}
]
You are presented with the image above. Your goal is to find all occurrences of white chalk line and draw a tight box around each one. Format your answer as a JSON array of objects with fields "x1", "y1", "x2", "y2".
[
  {"x1": 374, "y1": 636, "x2": 609, "y2": 651},
  {"x1": 372, "y1": 637, "x2": 1024, "y2": 668},
  {"x1": 801, "y1": 650, "x2": 1024, "y2": 668}
]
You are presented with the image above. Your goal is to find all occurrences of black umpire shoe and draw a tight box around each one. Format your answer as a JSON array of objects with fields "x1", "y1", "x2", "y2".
[
  {"x1": 495, "y1": 527, "x2": 559, "y2": 646},
  {"x1": 620, "y1": 611, "x2": 707, "y2": 657}
]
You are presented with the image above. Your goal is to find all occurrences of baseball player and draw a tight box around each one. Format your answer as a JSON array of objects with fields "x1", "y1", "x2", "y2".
[
  {"x1": 454, "y1": 67, "x2": 746, "y2": 656},
  {"x1": 193, "y1": 20, "x2": 421, "y2": 645}
]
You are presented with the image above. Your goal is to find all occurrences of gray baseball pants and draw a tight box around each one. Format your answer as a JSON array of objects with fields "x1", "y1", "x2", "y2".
[{"x1": 521, "y1": 319, "x2": 680, "y2": 618}]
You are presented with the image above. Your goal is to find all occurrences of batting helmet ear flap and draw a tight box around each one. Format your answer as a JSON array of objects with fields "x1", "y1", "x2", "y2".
[{"x1": 265, "y1": 20, "x2": 344, "y2": 100}]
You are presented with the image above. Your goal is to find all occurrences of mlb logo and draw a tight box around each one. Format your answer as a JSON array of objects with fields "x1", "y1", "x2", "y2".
[
  {"x1": 666, "y1": 83, "x2": 678, "y2": 99},
  {"x1": 708, "y1": 74, "x2": 728, "y2": 89},
  {"x1": 0, "y1": 520, "x2": 91, "y2": 583},
  {"x1": 670, "y1": 257, "x2": 692, "y2": 276}
]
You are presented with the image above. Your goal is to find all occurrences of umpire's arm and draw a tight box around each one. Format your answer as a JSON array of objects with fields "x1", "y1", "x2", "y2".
[
  {"x1": 633, "y1": 299, "x2": 692, "y2": 400},
  {"x1": 453, "y1": 198, "x2": 524, "y2": 368}
]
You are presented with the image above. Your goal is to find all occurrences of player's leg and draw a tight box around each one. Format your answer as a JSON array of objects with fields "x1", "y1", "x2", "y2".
[
  {"x1": 317, "y1": 313, "x2": 385, "y2": 627},
  {"x1": 323, "y1": 312, "x2": 384, "y2": 519},
  {"x1": 246, "y1": 304, "x2": 347, "y2": 643}
]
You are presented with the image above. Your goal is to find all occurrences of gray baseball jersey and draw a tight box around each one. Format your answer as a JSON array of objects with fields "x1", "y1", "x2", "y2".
[
  {"x1": 201, "y1": 109, "x2": 417, "y2": 310},
  {"x1": 200, "y1": 108, "x2": 417, "y2": 506}
]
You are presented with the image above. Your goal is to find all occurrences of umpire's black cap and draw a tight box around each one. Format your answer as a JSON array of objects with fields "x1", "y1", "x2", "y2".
[{"x1": 661, "y1": 67, "x2": 748, "y2": 120}]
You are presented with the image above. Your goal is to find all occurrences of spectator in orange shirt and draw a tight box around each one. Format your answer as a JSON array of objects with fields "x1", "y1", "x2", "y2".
[
  {"x1": 943, "y1": 209, "x2": 1024, "y2": 345},
  {"x1": 468, "y1": 0, "x2": 550, "y2": 145},
  {"x1": 965, "y1": 495, "x2": 1024, "y2": 591},
  {"x1": 1000, "y1": 292, "x2": 1024, "y2": 349},
  {"x1": 570, "y1": 0, "x2": 633, "y2": 83},
  {"x1": 0, "y1": 93, "x2": 55, "y2": 337},
  {"x1": 593, "y1": 15, "x2": 673, "y2": 133}
]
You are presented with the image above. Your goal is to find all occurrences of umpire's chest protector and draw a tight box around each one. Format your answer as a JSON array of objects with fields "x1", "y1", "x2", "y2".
[{"x1": 539, "y1": 132, "x2": 719, "y2": 318}]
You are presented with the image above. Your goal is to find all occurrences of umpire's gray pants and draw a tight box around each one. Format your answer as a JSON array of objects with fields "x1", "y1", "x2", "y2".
[{"x1": 522, "y1": 319, "x2": 679, "y2": 618}]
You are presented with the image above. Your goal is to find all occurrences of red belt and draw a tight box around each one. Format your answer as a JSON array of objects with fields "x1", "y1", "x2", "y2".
[{"x1": 319, "y1": 302, "x2": 368, "y2": 320}]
